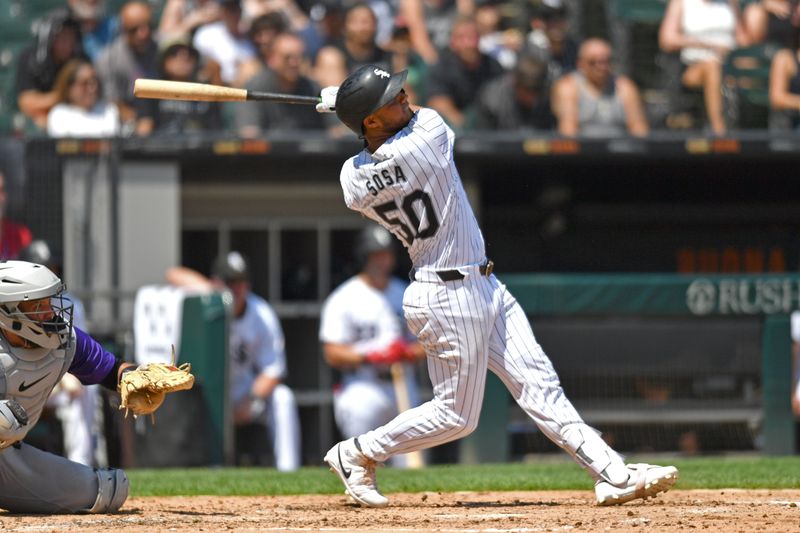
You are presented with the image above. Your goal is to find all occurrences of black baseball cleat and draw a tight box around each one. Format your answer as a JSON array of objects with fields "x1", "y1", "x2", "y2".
[{"x1": 324, "y1": 438, "x2": 389, "y2": 507}]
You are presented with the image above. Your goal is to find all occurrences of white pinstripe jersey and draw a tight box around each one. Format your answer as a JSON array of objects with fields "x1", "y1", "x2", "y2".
[
  {"x1": 229, "y1": 293, "x2": 287, "y2": 404},
  {"x1": 339, "y1": 108, "x2": 485, "y2": 270}
]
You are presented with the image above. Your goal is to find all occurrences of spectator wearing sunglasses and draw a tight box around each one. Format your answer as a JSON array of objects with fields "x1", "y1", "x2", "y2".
[
  {"x1": 96, "y1": 1, "x2": 159, "y2": 126},
  {"x1": 551, "y1": 38, "x2": 649, "y2": 137}
]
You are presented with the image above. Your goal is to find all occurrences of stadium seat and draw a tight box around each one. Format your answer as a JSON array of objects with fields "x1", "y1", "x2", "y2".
[
  {"x1": 723, "y1": 43, "x2": 779, "y2": 129},
  {"x1": 611, "y1": 0, "x2": 667, "y2": 24},
  {"x1": 608, "y1": 0, "x2": 670, "y2": 127},
  {"x1": 0, "y1": 44, "x2": 25, "y2": 134}
]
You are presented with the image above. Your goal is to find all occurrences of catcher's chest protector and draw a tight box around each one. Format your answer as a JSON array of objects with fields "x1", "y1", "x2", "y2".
[{"x1": 0, "y1": 335, "x2": 74, "y2": 449}]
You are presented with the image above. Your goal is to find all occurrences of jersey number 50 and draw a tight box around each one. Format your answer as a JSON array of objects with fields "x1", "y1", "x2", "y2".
[{"x1": 373, "y1": 190, "x2": 440, "y2": 246}]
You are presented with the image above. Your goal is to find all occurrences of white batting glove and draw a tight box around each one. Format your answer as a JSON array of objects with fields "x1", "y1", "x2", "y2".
[{"x1": 316, "y1": 86, "x2": 338, "y2": 113}]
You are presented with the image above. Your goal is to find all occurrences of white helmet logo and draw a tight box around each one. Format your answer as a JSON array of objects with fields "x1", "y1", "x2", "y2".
[{"x1": 374, "y1": 68, "x2": 390, "y2": 79}]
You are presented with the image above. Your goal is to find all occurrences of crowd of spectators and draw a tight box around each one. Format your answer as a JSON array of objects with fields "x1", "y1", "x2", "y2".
[{"x1": 11, "y1": 0, "x2": 800, "y2": 138}]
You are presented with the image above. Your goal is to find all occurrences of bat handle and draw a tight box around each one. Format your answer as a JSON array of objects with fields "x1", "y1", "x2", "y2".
[{"x1": 246, "y1": 91, "x2": 321, "y2": 105}]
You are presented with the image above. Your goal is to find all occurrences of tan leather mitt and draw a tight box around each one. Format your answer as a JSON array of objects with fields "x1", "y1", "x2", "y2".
[{"x1": 118, "y1": 362, "x2": 195, "y2": 418}]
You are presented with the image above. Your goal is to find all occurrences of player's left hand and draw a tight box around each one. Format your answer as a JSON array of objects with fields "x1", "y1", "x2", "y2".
[{"x1": 316, "y1": 86, "x2": 338, "y2": 113}]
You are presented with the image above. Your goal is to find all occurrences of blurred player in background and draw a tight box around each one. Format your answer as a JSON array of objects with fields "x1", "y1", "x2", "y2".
[
  {"x1": 0, "y1": 171, "x2": 32, "y2": 260},
  {"x1": 320, "y1": 226, "x2": 425, "y2": 467},
  {"x1": 167, "y1": 251, "x2": 301, "y2": 470}
]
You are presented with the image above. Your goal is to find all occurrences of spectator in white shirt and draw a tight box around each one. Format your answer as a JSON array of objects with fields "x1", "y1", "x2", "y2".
[
  {"x1": 193, "y1": 0, "x2": 256, "y2": 86},
  {"x1": 47, "y1": 58, "x2": 120, "y2": 137}
]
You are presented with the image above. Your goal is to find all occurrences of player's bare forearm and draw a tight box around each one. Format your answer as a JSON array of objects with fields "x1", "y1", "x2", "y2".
[
  {"x1": 251, "y1": 373, "x2": 280, "y2": 400},
  {"x1": 323, "y1": 342, "x2": 366, "y2": 369},
  {"x1": 165, "y1": 266, "x2": 215, "y2": 291}
]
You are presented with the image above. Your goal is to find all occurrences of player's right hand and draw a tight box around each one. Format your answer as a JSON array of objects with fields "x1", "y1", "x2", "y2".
[
  {"x1": 0, "y1": 399, "x2": 28, "y2": 438},
  {"x1": 364, "y1": 339, "x2": 410, "y2": 365},
  {"x1": 316, "y1": 86, "x2": 338, "y2": 113}
]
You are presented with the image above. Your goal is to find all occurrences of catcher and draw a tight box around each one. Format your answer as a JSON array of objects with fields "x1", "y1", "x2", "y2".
[{"x1": 0, "y1": 260, "x2": 194, "y2": 513}]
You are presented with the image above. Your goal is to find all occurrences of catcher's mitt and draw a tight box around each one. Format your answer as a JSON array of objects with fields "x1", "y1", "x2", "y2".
[{"x1": 118, "y1": 361, "x2": 195, "y2": 419}]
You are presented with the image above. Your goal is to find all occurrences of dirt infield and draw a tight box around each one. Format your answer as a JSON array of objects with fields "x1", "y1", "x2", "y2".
[{"x1": 1, "y1": 489, "x2": 797, "y2": 532}]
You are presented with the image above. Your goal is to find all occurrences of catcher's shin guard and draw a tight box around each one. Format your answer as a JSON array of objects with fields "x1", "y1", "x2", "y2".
[
  {"x1": 559, "y1": 423, "x2": 629, "y2": 486},
  {"x1": 86, "y1": 468, "x2": 129, "y2": 513}
]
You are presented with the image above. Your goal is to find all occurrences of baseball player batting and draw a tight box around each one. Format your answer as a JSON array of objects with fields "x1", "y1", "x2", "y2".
[{"x1": 317, "y1": 65, "x2": 678, "y2": 507}]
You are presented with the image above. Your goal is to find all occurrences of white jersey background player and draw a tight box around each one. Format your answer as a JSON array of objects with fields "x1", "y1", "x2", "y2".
[
  {"x1": 316, "y1": 65, "x2": 679, "y2": 507},
  {"x1": 167, "y1": 251, "x2": 302, "y2": 471},
  {"x1": 319, "y1": 226, "x2": 424, "y2": 466}
]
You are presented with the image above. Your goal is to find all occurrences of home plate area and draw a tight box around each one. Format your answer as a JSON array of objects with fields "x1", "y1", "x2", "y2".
[{"x1": 1, "y1": 490, "x2": 798, "y2": 532}]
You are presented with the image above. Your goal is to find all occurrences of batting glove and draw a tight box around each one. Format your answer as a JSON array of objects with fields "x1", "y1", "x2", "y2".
[
  {"x1": 316, "y1": 86, "x2": 338, "y2": 113},
  {"x1": 364, "y1": 339, "x2": 408, "y2": 365}
]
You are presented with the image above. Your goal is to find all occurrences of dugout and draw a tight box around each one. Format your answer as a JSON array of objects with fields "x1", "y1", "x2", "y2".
[
  {"x1": 10, "y1": 131, "x2": 800, "y2": 465},
  {"x1": 463, "y1": 274, "x2": 795, "y2": 463}
]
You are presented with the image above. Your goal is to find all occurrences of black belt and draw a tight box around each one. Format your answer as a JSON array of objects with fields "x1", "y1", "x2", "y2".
[{"x1": 409, "y1": 259, "x2": 494, "y2": 282}]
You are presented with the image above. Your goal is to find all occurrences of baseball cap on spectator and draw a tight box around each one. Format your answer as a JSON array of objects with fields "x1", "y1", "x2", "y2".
[
  {"x1": 157, "y1": 38, "x2": 200, "y2": 77},
  {"x1": 159, "y1": 38, "x2": 199, "y2": 62}
]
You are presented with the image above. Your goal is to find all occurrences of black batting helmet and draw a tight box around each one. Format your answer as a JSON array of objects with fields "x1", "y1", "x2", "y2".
[
  {"x1": 355, "y1": 226, "x2": 394, "y2": 266},
  {"x1": 212, "y1": 251, "x2": 250, "y2": 282},
  {"x1": 19, "y1": 240, "x2": 55, "y2": 266},
  {"x1": 335, "y1": 65, "x2": 408, "y2": 137}
]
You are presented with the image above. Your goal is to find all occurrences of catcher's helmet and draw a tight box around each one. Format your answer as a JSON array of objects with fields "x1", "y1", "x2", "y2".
[
  {"x1": 0, "y1": 260, "x2": 73, "y2": 349},
  {"x1": 335, "y1": 65, "x2": 408, "y2": 137},
  {"x1": 212, "y1": 251, "x2": 250, "y2": 282},
  {"x1": 355, "y1": 226, "x2": 394, "y2": 265}
]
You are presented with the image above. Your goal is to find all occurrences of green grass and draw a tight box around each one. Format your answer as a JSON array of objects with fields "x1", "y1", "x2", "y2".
[{"x1": 127, "y1": 456, "x2": 800, "y2": 497}]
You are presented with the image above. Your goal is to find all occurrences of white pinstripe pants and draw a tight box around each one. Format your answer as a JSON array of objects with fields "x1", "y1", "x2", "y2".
[{"x1": 357, "y1": 273, "x2": 585, "y2": 462}]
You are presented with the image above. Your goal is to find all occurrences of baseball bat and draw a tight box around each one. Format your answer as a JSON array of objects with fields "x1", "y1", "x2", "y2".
[
  {"x1": 133, "y1": 79, "x2": 320, "y2": 105},
  {"x1": 390, "y1": 362, "x2": 425, "y2": 469}
]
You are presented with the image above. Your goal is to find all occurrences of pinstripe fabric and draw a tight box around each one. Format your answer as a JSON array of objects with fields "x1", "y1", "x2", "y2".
[
  {"x1": 340, "y1": 108, "x2": 585, "y2": 463},
  {"x1": 340, "y1": 108, "x2": 485, "y2": 270},
  {"x1": 358, "y1": 274, "x2": 584, "y2": 461}
]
